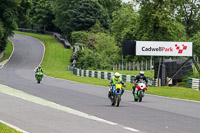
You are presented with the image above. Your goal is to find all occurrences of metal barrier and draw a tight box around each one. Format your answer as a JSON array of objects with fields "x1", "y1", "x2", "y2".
[
  {"x1": 188, "y1": 77, "x2": 200, "y2": 90},
  {"x1": 18, "y1": 28, "x2": 71, "y2": 49},
  {"x1": 69, "y1": 66, "x2": 155, "y2": 86}
]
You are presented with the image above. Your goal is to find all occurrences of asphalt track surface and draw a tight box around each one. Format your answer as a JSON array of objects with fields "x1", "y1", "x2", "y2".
[{"x1": 0, "y1": 34, "x2": 200, "y2": 133}]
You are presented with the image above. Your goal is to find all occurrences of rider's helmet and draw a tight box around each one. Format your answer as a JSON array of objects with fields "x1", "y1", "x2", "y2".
[
  {"x1": 139, "y1": 71, "x2": 144, "y2": 77},
  {"x1": 114, "y1": 72, "x2": 120, "y2": 81},
  {"x1": 38, "y1": 65, "x2": 41, "y2": 69}
]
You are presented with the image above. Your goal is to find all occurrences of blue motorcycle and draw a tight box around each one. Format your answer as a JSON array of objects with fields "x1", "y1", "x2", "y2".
[{"x1": 110, "y1": 84, "x2": 123, "y2": 107}]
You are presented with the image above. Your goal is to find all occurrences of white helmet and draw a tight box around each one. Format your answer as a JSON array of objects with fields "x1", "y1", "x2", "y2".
[{"x1": 139, "y1": 71, "x2": 144, "y2": 76}]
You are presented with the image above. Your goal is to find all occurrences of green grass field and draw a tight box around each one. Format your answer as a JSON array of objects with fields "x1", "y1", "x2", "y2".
[
  {"x1": 15, "y1": 31, "x2": 200, "y2": 101},
  {"x1": 4, "y1": 40, "x2": 13, "y2": 60},
  {"x1": 0, "y1": 122, "x2": 21, "y2": 133}
]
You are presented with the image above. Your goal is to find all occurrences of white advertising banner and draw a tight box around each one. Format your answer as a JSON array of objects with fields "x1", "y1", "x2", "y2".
[{"x1": 136, "y1": 41, "x2": 193, "y2": 56}]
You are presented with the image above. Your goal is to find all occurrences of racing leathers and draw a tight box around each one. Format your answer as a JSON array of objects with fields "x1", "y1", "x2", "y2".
[
  {"x1": 132, "y1": 75, "x2": 148, "y2": 94},
  {"x1": 108, "y1": 76, "x2": 126, "y2": 99}
]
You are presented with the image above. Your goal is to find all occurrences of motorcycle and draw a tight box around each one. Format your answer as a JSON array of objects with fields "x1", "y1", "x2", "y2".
[
  {"x1": 35, "y1": 71, "x2": 43, "y2": 84},
  {"x1": 110, "y1": 84, "x2": 123, "y2": 107},
  {"x1": 133, "y1": 80, "x2": 147, "y2": 102}
]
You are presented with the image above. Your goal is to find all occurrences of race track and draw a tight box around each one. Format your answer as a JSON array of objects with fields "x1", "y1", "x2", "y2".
[{"x1": 0, "y1": 34, "x2": 200, "y2": 133}]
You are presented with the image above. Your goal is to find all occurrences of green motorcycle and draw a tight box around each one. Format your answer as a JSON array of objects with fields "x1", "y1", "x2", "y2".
[
  {"x1": 35, "y1": 71, "x2": 43, "y2": 84},
  {"x1": 134, "y1": 81, "x2": 147, "y2": 102}
]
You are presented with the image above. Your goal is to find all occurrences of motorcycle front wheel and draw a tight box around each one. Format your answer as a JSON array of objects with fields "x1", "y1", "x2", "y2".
[
  {"x1": 37, "y1": 78, "x2": 41, "y2": 84},
  {"x1": 139, "y1": 91, "x2": 143, "y2": 102},
  {"x1": 111, "y1": 95, "x2": 115, "y2": 106},
  {"x1": 116, "y1": 95, "x2": 121, "y2": 107},
  {"x1": 134, "y1": 93, "x2": 138, "y2": 101}
]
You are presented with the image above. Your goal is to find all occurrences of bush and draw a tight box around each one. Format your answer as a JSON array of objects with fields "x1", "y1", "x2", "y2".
[
  {"x1": 71, "y1": 31, "x2": 89, "y2": 45},
  {"x1": 73, "y1": 32, "x2": 120, "y2": 70}
]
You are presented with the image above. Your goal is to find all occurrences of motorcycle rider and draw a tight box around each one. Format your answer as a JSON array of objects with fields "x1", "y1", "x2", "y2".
[
  {"x1": 35, "y1": 65, "x2": 43, "y2": 78},
  {"x1": 108, "y1": 72, "x2": 126, "y2": 100},
  {"x1": 35, "y1": 65, "x2": 43, "y2": 73},
  {"x1": 132, "y1": 71, "x2": 148, "y2": 95}
]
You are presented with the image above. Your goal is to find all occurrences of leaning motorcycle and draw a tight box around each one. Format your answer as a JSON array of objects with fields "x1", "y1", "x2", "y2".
[
  {"x1": 35, "y1": 71, "x2": 43, "y2": 84},
  {"x1": 110, "y1": 84, "x2": 123, "y2": 107},
  {"x1": 133, "y1": 80, "x2": 147, "y2": 102}
]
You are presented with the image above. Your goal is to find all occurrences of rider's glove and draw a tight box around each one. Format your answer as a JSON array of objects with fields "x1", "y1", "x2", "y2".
[{"x1": 123, "y1": 84, "x2": 126, "y2": 87}]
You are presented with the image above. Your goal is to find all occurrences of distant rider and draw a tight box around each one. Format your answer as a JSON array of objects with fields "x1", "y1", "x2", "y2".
[
  {"x1": 35, "y1": 65, "x2": 43, "y2": 73},
  {"x1": 35, "y1": 65, "x2": 43, "y2": 78},
  {"x1": 132, "y1": 71, "x2": 148, "y2": 95},
  {"x1": 108, "y1": 72, "x2": 126, "y2": 100}
]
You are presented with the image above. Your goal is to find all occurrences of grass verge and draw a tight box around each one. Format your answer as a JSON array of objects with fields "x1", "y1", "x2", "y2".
[
  {"x1": 0, "y1": 40, "x2": 13, "y2": 63},
  {"x1": 0, "y1": 122, "x2": 21, "y2": 133},
  {"x1": 15, "y1": 31, "x2": 200, "y2": 101}
]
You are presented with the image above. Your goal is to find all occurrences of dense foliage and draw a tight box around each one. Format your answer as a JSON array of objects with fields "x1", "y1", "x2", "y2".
[
  {"x1": 0, "y1": 0, "x2": 31, "y2": 52},
  {"x1": 71, "y1": 22, "x2": 120, "y2": 69},
  {"x1": 2, "y1": 0, "x2": 200, "y2": 69},
  {"x1": 31, "y1": 0, "x2": 56, "y2": 31},
  {"x1": 68, "y1": 0, "x2": 110, "y2": 31}
]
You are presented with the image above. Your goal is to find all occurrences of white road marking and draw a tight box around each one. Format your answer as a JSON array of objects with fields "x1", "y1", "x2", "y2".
[
  {"x1": 0, "y1": 84, "x2": 139, "y2": 132},
  {"x1": 124, "y1": 127, "x2": 139, "y2": 132},
  {"x1": 0, "y1": 120, "x2": 29, "y2": 133}
]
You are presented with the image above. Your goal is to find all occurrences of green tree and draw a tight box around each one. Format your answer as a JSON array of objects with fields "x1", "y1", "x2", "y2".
[
  {"x1": 94, "y1": 33, "x2": 120, "y2": 69},
  {"x1": 71, "y1": 31, "x2": 89, "y2": 46},
  {"x1": 175, "y1": 0, "x2": 200, "y2": 37},
  {"x1": 16, "y1": 0, "x2": 31, "y2": 28},
  {"x1": 30, "y1": 0, "x2": 40, "y2": 21},
  {"x1": 76, "y1": 48, "x2": 99, "y2": 69},
  {"x1": 0, "y1": 22, "x2": 6, "y2": 53},
  {"x1": 32, "y1": 0, "x2": 56, "y2": 31},
  {"x1": 98, "y1": 0, "x2": 122, "y2": 19},
  {"x1": 0, "y1": 0, "x2": 21, "y2": 52},
  {"x1": 189, "y1": 31, "x2": 200, "y2": 56},
  {"x1": 112, "y1": 3, "x2": 138, "y2": 44},
  {"x1": 68, "y1": 0, "x2": 110, "y2": 32},
  {"x1": 73, "y1": 31, "x2": 120, "y2": 69},
  {"x1": 136, "y1": 0, "x2": 186, "y2": 41},
  {"x1": 51, "y1": 0, "x2": 80, "y2": 35},
  {"x1": 89, "y1": 20, "x2": 107, "y2": 33}
]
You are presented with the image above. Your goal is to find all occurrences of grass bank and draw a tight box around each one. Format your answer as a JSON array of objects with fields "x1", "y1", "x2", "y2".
[
  {"x1": 0, "y1": 40, "x2": 13, "y2": 63},
  {"x1": 0, "y1": 122, "x2": 21, "y2": 133},
  {"x1": 15, "y1": 31, "x2": 200, "y2": 101}
]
